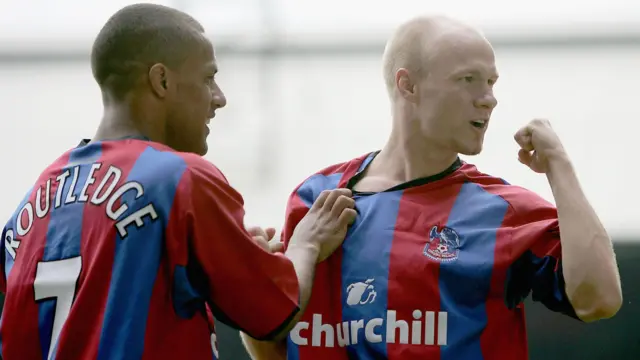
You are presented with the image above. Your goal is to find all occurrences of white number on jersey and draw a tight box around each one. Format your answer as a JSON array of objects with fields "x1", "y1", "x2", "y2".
[{"x1": 33, "y1": 256, "x2": 82, "y2": 360}]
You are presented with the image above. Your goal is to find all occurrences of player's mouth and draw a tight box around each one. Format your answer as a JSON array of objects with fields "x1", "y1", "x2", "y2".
[{"x1": 470, "y1": 119, "x2": 488, "y2": 129}]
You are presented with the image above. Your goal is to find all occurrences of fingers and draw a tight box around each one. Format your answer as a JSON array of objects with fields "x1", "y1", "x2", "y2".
[
  {"x1": 265, "y1": 227, "x2": 277, "y2": 241},
  {"x1": 247, "y1": 226, "x2": 267, "y2": 239},
  {"x1": 248, "y1": 226, "x2": 279, "y2": 252},
  {"x1": 515, "y1": 118, "x2": 555, "y2": 152},
  {"x1": 322, "y1": 189, "x2": 352, "y2": 211},
  {"x1": 331, "y1": 195, "x2": 356, "y2": 218},
  {"x1": 309, "y1": 188, "x2": 357, "y2": 230},
  {"x1": 514, "y1": 126, "x2": 534, "y2": 152},
  {"x1": 251, "y1": 235, "x2": 270, "y2": 251},
  {"x1": 326, "y1": 189, "x2": 357, "y2": 227},
  {"x1": 312, "y1": 189, "x2": 351, "y2": 211},
  {"x1": 290, "y1": 188, "x2": 357, "y2": 263},
  {"x1": 311, "y1": 190, "x2": 330, "y2": 210},
  {"x1": 253, "y1": 234, "x2": 284, "y2": 254},
  {"x1": 338, "y1": 208, "x2": 358, "y2": 227},
  {"x1": 311, "y1": 188, "x2": 353, "y2": 214},
  {"x1": 254, "y1": 236, "x2": 284, "y2": 254}
]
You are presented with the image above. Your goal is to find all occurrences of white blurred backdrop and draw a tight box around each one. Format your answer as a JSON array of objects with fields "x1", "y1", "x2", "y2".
[{"x1": 1, "y1": 0, "x2": 638, "y2": 238}]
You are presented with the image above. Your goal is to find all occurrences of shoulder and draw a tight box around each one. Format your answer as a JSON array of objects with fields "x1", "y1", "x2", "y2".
[
  {"x1": 290, "y1": 153, "x2": 372, "y2": 207},
  {"x1": 177, "y1": 151, "x2": 228, "y2": 184},
  {"x1": 106, "y1": 141, "x2": 206, "y2": 181},
  {"x1": 150, "y1": 149, "x2": 241, "y2": 207},
  {"x1": 461, "y1": 163, "x2": 556, "y2": 216},
  {"x1": 138, "y1": 142, "x2": 224, "y2": 181}
]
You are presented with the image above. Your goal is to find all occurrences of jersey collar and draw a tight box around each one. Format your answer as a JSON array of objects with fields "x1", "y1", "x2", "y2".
[
  {"x1": 346, "y1": 151, "x2": 463, "y2": 194},
  {"x1": 77, "y1": 135, "x2": 151, "y2": 147}
]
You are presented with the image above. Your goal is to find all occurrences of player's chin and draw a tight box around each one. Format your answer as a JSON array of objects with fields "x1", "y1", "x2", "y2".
[
  {"x1": 182, "y1": 139, "x2": 208, "y2": 156},
  {"x1": 195, "y1": 141, "x2": 209, "y2": 156},
  {"x1": 457, "y1": 141, "x2": 484, "y2": 156},
  {"x1": 192, "y1": 130, "x2": 209, "y2": 156}
]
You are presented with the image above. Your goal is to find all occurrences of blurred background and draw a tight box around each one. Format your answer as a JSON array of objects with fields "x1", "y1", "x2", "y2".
[{"x1": 0, "y1": 0, "x2": 638, "y2": 358}]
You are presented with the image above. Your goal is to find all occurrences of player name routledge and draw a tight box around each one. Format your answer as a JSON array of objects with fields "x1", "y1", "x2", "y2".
[{"x1": 5, "y1": 163, "x2": 159, "y2": 260}]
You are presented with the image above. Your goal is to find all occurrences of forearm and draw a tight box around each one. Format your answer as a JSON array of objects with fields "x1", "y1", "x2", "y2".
[
  {"x1": 546, "y1": 155, "x2": 622, "y2": 321},
  {"x1": 281, "y1": 242, "x2": 319, "y2": 332},
  {"x1": 240, "y1": 242, "x2": 318, "y2": 358}
]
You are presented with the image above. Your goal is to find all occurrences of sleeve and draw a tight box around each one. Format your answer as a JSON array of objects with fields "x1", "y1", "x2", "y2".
[
  {"x1": 280, "y1": 187, "x2": 313, "y2": 250},
  {"x1": 503, "y1": 190, "x2": 578, "y2": 319},
  {"x1": 183, "y1": 163, "x2": 300, "y2": 340}
]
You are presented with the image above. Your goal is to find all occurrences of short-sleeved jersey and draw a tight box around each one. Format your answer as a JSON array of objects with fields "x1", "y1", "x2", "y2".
[
  {"x1": 281, "y1": 152, "x2": 577, "y2": 360},
  {"x1": 0, "y1": 138, "x2": 300, "y2": 360}
]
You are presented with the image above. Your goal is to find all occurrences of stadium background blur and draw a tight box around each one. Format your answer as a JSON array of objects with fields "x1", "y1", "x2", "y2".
[{"x1": 0, "y1": 0, "x2": 638, "y2": 358}]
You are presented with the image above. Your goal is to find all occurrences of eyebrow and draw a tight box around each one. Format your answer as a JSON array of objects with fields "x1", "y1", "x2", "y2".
[{"x1": 454, "y1": 68, "x2": 499, "y2": 78}]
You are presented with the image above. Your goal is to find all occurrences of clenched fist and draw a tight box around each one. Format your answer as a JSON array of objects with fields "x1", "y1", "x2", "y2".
[{"x1": 514, "y1": 119, "x2": 568, "y2": 173}]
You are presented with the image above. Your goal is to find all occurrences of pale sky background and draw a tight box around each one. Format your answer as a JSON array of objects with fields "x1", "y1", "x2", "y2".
[{"x1": 0, "y1": 0, "x2": 638, "y2": 238}]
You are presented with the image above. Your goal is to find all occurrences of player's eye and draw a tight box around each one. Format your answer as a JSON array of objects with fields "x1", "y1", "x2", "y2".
[{"x1": 462, "y1": 75, "x2": 474, "y2": 83}]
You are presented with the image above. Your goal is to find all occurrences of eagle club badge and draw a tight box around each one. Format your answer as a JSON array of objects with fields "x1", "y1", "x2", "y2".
[{"x1": 423, "y1": 225, "x2": 461, "y2": 262}]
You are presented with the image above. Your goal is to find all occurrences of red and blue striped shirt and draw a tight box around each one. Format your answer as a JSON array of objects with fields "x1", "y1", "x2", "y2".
[
  {"x1": 282, "y1": 152, "x2": 576, "y2": 360},
  {"x1": 0, "y1": 138, "x2": 300, "y2": 360}
]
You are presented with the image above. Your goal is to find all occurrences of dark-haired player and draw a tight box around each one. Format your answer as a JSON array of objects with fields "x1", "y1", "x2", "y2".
[{"x1": 0, "y1": 4, "x2": 356, "y2": 360}]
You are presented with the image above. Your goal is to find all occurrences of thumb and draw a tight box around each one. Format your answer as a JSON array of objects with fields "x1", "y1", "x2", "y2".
[
  {"x1": 268, "y1": 240, "x2": 285, "y2": 254},
  {"x1": 514, "y1": 126, "x2": 534, "y2": 152},
  {"x1": 518, "y1": 149, "x2": 533, "y2": 165}
]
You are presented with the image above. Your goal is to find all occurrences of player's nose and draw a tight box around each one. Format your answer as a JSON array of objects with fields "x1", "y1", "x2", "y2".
[
  {"x1": 474, "y1": 91, "x2": 498, "y2": 110},
  {"x1": 212, "y1": 88, "x2": 227, "y2": 110}
]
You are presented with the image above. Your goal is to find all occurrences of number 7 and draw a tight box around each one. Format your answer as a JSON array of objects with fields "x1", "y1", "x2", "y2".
[{"x1": 34, "y1": 256, "x2": 82, "y2": 360}]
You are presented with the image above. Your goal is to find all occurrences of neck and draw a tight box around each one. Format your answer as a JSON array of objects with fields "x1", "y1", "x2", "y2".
[
  {"x1": 93, "y1": 93, "x2": 162, "y2": 143},
  {"x1": 93, "y1": 106, "x2": 142, "y2": 142},
  {"x1": 368, "y1": 114, "x2": 458, "y2": 183}
]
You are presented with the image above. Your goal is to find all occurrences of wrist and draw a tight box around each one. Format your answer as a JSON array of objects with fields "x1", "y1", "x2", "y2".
[
  {"x1": 545, "y1": 152, "x2": 579, "y2": 190},
  {"x1": 545, "y1": 149, "x2": 572, "y2": 175},
  {"x1": 285, "y1": 242, "x2": 321, "y2": 261}
]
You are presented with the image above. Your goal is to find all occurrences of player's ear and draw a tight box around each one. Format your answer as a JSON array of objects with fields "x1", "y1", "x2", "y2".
[
  {"x1": 395, "y1": 68, "x2": 417, "y2": 102},
  {"x1": 148, "y1": 63, "x2": 170, "y2": 98}
]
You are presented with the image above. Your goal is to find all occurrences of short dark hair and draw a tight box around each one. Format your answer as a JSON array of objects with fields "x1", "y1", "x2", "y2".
[{"x1": 91, "y1": 3, "x2": 206, "y2": 99}]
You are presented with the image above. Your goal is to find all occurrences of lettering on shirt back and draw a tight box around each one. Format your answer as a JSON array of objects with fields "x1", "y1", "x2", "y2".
[{"x1": 4, "y1": 163, "x2": 159, "y2": 261}]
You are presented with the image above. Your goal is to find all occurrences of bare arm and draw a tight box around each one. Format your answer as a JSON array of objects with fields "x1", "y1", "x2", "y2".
[
  {"x1": 514, "y1": 118, "x2": 622, "y2": 322},
  {"x1": 546, "y1": 155, "x2": 622, "y2": 321}
]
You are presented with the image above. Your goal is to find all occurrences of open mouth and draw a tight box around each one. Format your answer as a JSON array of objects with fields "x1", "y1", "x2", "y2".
[{"x1": 470, "y1": 120, "x2": 487, "y2": 129}]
